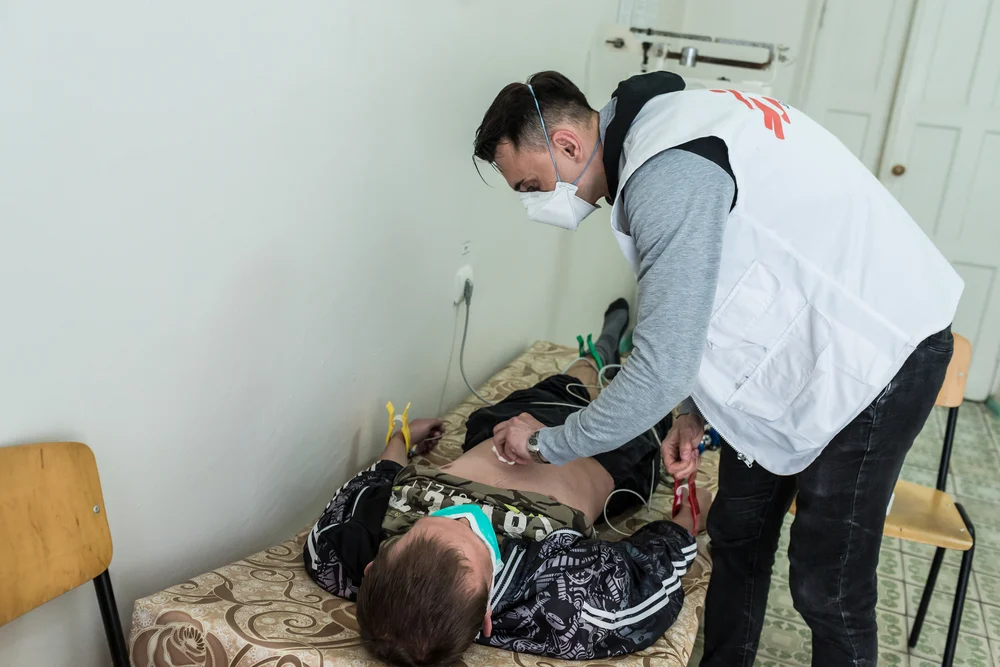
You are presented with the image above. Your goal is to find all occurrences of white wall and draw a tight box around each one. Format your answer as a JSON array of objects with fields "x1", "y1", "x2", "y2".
[{"x1": 0, "y1": 2, "x2": 628, "y2": 665}]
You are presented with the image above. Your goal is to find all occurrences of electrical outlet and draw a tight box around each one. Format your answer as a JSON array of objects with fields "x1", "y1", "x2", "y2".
[
  {"x1": 461, "y1": 241, "x2": 472, "y2": 256},
  {"x1": 453, "y1": 265, "x2": 474, "y2": 304}
]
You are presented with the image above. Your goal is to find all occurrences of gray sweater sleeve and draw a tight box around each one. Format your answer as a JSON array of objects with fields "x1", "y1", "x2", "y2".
[{"x1": 538, "y1": 149, "x2": 733, "y2": 465}]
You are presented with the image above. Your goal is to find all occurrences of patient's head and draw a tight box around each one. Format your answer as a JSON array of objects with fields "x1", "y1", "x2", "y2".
[{"x1": 356, "y1": 516, "x2": 493, "y2": 667}]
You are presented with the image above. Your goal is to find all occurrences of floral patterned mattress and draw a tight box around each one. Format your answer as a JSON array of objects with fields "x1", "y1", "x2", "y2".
[{"x1": 129, "y1": 341, "x2": 718, "y2": 667}]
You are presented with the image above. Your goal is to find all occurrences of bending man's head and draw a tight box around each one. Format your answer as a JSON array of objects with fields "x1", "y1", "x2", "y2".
[
  {"x1": 356, "y1": 516, "x2": 494, "y2": 667},
  {"x1": 474, "y1": 71, "x2": 607, "y2": 206}
]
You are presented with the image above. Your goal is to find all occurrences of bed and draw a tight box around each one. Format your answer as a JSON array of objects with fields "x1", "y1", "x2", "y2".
[{"x1": 129, "y1": 341, "x2": 718, "y2": 667}]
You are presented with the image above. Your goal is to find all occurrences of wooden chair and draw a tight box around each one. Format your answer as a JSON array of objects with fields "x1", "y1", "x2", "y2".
[
  {"x1": 789, "y1": 333, "x2": 975, "y2": 667},
  {"x1": 0, "y1": 442, "x2": 129, "y2": 667},
  {"x1": 898, "y1": 333, "x2": 975, "y2": 667}
]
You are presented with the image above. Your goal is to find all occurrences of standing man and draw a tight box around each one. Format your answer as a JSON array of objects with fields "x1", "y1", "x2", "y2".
[{"x1": 475, "y1": 70, "x2": 962, "y2": 666}]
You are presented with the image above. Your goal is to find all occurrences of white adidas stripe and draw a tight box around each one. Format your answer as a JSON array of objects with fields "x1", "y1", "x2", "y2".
[
  {"x1": 580, "y1": 541, "x2": 697, "y2": 628},
  {"x1": 490, "y1": 547, "x2": 523, "y2": 608},
  {"x1": 672, "y1": 547, "x2": 699, "y2": 571},
  {"x1": 349, "y1": 487, "x2": 369, "y2": 517},
  {"x1": 581, "y1": 580, "x2": 683, "y2": 630},
  {"x1": 582, "y1": 571, "x2": 680, "y2": 621}
]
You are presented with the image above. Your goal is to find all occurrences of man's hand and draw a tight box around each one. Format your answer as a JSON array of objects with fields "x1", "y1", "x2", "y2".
[
  {"x1": 493, "y1": 413, "x2": 545, "y2": 465},
  {"x1": 409, "y1": 418, "x2": 445, "y2": 456},
  {"x1": 661, "y1": 413, "x2": 704, "y2": 480}
]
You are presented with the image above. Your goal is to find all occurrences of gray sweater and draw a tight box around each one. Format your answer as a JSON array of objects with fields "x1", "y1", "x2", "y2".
[{"x1": 538, "y1": 99, "x2": 734, "y2": 465}]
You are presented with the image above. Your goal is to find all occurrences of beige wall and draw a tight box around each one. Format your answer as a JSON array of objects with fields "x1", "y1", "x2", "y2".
[{"x1": 0, "y1": 2, "x2": 630, "y2": 664}]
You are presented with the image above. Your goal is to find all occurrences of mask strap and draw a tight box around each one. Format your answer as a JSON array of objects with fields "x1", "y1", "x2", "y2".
[
  {"x1": 573, "y1": 135, "x2": 602, "y2": 187},
  {"x1": 527, "y1": 84, "x2": 562, "y2": 183}
]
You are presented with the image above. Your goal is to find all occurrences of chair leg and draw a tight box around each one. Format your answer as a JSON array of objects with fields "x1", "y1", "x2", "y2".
[
  {"x1": 942, "y1": 505, "x2": 976, "y2": 667},
  {"x1": 936, "y1": 406, "x2": 959, "y2": 492},
  {"x1": 93, "y1": 569, "x2": 130, "y2": 667},
  {"x1": 909, "y1": 547, "x2": 945, "y2": 647}
]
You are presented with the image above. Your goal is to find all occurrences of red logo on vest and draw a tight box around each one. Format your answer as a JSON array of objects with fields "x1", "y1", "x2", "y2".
[{"x1": 711, "y1": 89, "x2": 791, "y2": 140}]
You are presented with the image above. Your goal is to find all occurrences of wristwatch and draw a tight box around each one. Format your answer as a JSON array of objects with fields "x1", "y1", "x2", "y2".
[{"x1": 526, "y1": 431, "x2": 549, "y2": 464}]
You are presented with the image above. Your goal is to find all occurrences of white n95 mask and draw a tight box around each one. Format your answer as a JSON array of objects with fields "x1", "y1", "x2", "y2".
[
  {"x1": 519, "y1": 182, "x2": 597, "y2": 230},
  {"x1": 521, "y1": 83, "x2": 601, "y2": 231}
]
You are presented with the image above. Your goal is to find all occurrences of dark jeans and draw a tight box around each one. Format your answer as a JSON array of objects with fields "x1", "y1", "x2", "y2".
[{"x1": 701, "y1": 328, "x2": 954, "y2": 667}]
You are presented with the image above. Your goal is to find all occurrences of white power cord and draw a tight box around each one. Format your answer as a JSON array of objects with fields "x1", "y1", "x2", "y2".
[
  {"x1": 603, "y1": 457, "x2": 659, "y2": 536},
  {"x1": 458, "y1": 282, "x2": 496, "y2": 406}
]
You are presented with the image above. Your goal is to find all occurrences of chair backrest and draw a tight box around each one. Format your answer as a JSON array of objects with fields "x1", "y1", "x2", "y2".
[
  {"x1": 0, "y1": 442, "x2": 113, "y2": 626},
  {"x1": 936, "y1": 333, "x2": 972, "y2": 408}
]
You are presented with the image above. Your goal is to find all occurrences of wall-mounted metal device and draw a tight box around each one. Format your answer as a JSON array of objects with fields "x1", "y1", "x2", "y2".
[{"x1": 607, "y1": 27, "x2": 787, "y2": 71}]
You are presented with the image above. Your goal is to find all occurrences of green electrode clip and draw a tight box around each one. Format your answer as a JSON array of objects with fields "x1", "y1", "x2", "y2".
[{"x1": 576, "y1": 334, "x2": 604, "y2": 371}]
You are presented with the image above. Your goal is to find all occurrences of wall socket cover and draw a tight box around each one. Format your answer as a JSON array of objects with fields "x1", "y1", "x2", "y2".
[{"x1": 453, "y1": 265, "x2": 474, "y2": 304}]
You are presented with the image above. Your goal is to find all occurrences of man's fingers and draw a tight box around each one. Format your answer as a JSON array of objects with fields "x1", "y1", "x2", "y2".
[{"x1": 667, "y1": 460, "x2": 698, "y2": 480}]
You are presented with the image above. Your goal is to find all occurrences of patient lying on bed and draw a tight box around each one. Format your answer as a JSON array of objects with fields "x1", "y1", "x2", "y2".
[{"x1": 304, "y1": 340, "x2": 710, "y2": 667}]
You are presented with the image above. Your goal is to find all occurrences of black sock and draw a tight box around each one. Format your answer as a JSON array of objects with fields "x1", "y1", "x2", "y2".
[{"x1": 594, "y1": 298, "x2": 629, "y2": 368}]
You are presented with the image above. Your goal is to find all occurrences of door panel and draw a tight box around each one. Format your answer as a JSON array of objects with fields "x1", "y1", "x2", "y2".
[
  {"x1": 882, "y1": 0, "x2": 1000, "y2": 399},
  {"x1": 920, "y1": 0, "x2": 993, "y2": 104},
  {"x1": 801, "y1": 0, "x2": 914, "y2": 171}
]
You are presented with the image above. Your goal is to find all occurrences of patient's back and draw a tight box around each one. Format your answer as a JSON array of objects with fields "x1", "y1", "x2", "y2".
[{"x1": 441, "y1": 439, "x2": 614, "y2": 526}]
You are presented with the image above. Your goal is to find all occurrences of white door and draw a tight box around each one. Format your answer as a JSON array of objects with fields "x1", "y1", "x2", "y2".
[
  {"x1": 799, "y1": 0, "x2": 915, "y2": 172},
  {"x1": 880, "y1": 0, "x2": 1000, "y2": 400}
]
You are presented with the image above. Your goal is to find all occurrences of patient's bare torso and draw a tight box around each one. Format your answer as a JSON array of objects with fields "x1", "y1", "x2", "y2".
[{"x1": 441, "y1": 439, "x2": 614, "y2": 525}]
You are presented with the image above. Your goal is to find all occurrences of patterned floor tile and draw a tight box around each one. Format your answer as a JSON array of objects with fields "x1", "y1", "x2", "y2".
[
  {"x1": 907, "y1": 427, "x2": 948, "y2": 471},
  {"x1": 881, "y1": 649, "x2": 910, "y2": 667},
  {"x1": 766, "y1": 580, "x2": 803, "y2": 625},
  {"x1": 881, "y1": 546, "x2": 906, "y2": 582},
  {"x1": 773, "y1": 545, "x2": 791, "y2": 583},
  {"x1": 991, "y1": 638, "x2": 1000, "y2": 666},
  {"x1": 953, "y1": 406, "x2": 994, "y2": 440},
  {"x1": 881, "y1": 575, "x2": 908, "y2": 615},
  {"x1": 952, "y1": 428, "x2": 995, "y2": 457},
  {"x1": 756, "y1": 617, "x2": 812, "y2": 666},
  {"x1": 979, "y1": 573, "x2": 1000, "y2": 608},
  {"x1": 778, "y1": 526, "x2": 791, "y2": 552},
  {"x1": 984, "y1": 604, "x2": 1000, "y2": 641},
  {"x1": 987, "y1": 410, "x2": 1000, "y2": 446},
  {"x1": 974, "y1": 525, "x2": 1000, "y2": 554},
  {"x1": 904, "y1": 554, "x2": 979, "y2": 600},
  {"x1": 905, "y1": 583, "x2": 988, "y2": 637},
  {"x1": 958, "y1": 497, "x2": 1000, "y2": 531},
  {"x1": 901, "y1": 464, "x2": 941, "y2": 488},
  {"x1": 899, "y1": 542, "x2": 993, "y2": 580},
  {"x1": 879, "y1": 609, "x2": 910, "y2": 653},
  {"x1": 907, "y1": 618, "x2": 994, "y2": 666},
  {"x1": 952, "y1": 451, "x2": 1000, "y2": 484},
  {"x1": 955, "y1": 477, "x2": 1000, "y2": 504},
  {"x1": 900, "y1": 540, "x2": 963, "y2": 567},
  {"x1": 884, "y1": 536, "x2": 904, "y2": 551},
  {"x1": 927, "y1": 406, "x2": 948, "y2": 436}
]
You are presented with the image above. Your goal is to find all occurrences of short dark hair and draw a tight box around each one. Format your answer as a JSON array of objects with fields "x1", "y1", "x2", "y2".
[
  {"x1": 473, "y1": 71, "x2": 595, "y2": 164},
  {"x1": 356, "y1": 533, "x2": 489, "y2": 667}
]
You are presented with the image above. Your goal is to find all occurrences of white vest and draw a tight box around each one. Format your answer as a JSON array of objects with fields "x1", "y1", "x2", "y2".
[{"x1": 610, "y1": 89, "x2": 963, "y2": 475}]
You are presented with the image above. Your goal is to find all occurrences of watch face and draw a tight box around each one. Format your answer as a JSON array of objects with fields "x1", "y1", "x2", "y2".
[{"x1": 527, "y1": 432, "x2": 547, "y2": 463}]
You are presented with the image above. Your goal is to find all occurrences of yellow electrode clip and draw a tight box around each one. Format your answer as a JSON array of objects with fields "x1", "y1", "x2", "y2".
[{"x1": 385, "y1": 401, "x2": 412, "y2": 454}]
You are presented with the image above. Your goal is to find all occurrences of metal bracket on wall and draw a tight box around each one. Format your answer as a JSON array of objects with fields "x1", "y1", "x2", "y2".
[{"x1": 605, "y1": 27, "x2": 786, "y2": 71}]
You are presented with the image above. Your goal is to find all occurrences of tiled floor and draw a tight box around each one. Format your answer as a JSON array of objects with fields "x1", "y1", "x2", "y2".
[{"x1": 688, "y1": 403, "x2": 1000, "y2": 666}]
